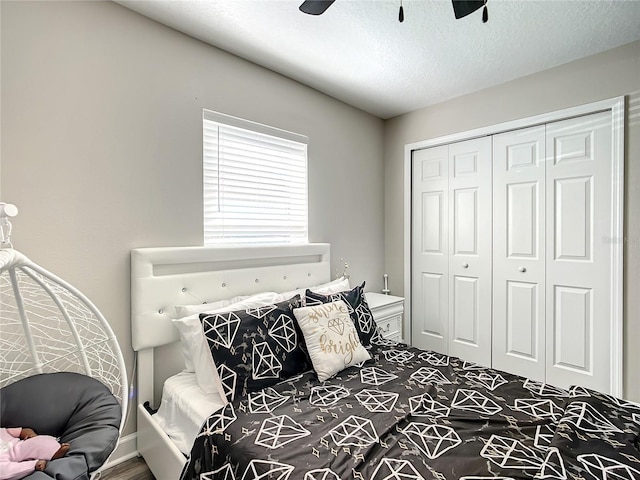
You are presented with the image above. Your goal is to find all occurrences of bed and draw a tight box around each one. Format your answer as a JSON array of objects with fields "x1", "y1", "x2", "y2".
[
  {"x1": 131, "y1": 244, "x2": 640, "y2": 480},
  {"x1": 131, "y1": 243, "x2": 340, "y2": 478}
]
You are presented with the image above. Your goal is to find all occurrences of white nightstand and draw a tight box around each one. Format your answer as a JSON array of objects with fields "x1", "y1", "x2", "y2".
[{"x1": 365, "y1": 292, "x2": 405, "y2": 342}]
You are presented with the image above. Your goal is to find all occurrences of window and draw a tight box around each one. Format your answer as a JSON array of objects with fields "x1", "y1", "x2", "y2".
[{"x1": 203, "y1": 110, "x2": 308, "y2": 245}]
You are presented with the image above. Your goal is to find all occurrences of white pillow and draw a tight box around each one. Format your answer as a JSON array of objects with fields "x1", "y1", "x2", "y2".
[
  {"x1": 172, "y1": 313, "x2": 222, "y2": 395},
  {"x1": 311, "y1": 276, "x2": 351, "y2": 294},
  {"x1": 172, "y1": 297, "x2": 237, "y2": 372},
  {"x1": 293, "y1": 300, "x2": 371, "y2": 382},
  {"x1": 278, "y1": 276, "x2": 351, "y2": 301},
  {"x1": 174, "y1": 294, "x2": 251, "y2": 318},
  {"x1": 172, "y1": 291, "x2": 290, "y2": 395},
  {"x1": 173, "y1": 277, "x2": 347, "y2": 317}
]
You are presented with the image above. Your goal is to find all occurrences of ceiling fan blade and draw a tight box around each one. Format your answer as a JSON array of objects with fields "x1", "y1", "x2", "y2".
[
  {"x1": 452, "y1": 0, "x2": 486, "y2": 19},
  {"x1": 299, "y1": 0, "x2": 335, "y2": 15}
]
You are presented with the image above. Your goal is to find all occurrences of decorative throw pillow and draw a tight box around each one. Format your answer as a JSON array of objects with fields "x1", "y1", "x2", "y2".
[
  {"x1": 200, "y1": 296, "x2": 311, "y2": 401},
  {"x1": 304, "y1": 282, "x2": 378, "y2": 347},
  {"x1": 293, "y1": 300, "x2": 371, "y2": 382},
  {"x1": 172, "y1": 291, "x2": 292, "y2": 397}
]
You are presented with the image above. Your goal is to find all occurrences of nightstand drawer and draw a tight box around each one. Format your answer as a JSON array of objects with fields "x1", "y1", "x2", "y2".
[
  {"x1": 376, "y1": 314, "x2": 402, "y2": 338},
  {"x1": 365, "y1": 292, "x2": 405, "y2": 342}
]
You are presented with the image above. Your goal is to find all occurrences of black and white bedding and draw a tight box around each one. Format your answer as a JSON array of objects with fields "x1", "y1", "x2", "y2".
[{"x1": 180, "y1": 341, "x2": 640, "y2": 480}]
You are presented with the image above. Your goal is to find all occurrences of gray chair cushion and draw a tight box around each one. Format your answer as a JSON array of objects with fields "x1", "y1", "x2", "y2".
[{"x1": 0, "y1": 372, "x2": 122, "y2": 480}]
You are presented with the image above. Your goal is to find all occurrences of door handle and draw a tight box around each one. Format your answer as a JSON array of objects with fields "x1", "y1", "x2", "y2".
[
  {"x1": 462, "y1": 263, "x2": 469, "y2": 268},
  {"x1": 519, "y1": 267, "x2": 527, "y2": 273}
]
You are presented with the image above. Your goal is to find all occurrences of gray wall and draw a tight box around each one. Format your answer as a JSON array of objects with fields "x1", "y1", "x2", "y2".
[
  {"x1": 0, "y1": 0, "x2": 385, "y2": 436},
  {"x1": 384, "y1": 40, "x2": 640, "y2": 402}
]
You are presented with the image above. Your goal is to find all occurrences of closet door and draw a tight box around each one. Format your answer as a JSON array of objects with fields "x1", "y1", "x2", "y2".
[
  {"x1": 447, "y1": 137, "x2": 492, "y2": 366},
  {"x1": 492, "y1": 126, "x2": 546, "y2": 381},
  {"x1": 411, "y1": 146, "x2": 449, "y2": 353},
  {"x1": 545, "y1": 111, "x2": 612, "y2": 392}
]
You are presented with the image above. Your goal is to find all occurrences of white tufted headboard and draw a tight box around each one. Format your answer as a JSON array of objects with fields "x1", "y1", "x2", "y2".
[{"x1": 131, "y1": 243, "x2": 331, "y2": 406}]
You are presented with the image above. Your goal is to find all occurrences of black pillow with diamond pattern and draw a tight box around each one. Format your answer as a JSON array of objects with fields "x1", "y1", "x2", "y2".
[
  {"x1": 304, "y1": 282, "x2": 378, "y2": 347},
  {"x1": 199, "y1": 295, "x2": 311, "y2": 401}
]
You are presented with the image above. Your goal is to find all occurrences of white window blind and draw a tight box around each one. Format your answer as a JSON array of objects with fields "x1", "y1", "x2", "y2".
[{"x1": 203, "y1": 110, "x2": 308, "y2": 245}]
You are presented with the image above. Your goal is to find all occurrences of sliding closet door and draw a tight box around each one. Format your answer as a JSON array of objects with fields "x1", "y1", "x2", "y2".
[
  {"x1": 447, "y1": 138, "x2": 492, "y2": 366},
  {"x1": 545, "y1": 111, "x2": 612, "y2": 392},
  {"x1": 492, "y1": 126, "x2": 546, "y2": 381},
  {"x1": 411, "y1": 146, "x2": 449, "y2": 353},
  {"x1": 410, "y1": 101, "x2": 622, "y2": 393},
  {"x1": 411, "y1": 137, "x2": 491, "y2": 365}
]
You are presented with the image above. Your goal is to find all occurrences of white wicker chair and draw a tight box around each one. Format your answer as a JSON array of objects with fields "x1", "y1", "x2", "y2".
[{"x1": 0, "y1": 203, "x2": 128, "y2": 477}]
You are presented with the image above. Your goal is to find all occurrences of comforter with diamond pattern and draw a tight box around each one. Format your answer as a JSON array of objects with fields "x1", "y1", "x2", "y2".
[{"x1": 179, "y1": 342, "x2": 640, "y2": 480}]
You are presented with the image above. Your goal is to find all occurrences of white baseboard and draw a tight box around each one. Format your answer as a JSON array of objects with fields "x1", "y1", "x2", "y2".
[{"x1": 101, "y1": 433, "x2": 138, "y2": 470}]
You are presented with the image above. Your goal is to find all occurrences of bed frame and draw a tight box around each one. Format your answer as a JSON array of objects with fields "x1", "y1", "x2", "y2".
[{"x1": 130, "y1": 244, "x2": 332, "y2": 480}]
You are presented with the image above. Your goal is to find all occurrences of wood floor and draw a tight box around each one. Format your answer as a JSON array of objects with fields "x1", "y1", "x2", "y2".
[{"x1": 100, "y1": 457, "x2": 155, "y2": 480}]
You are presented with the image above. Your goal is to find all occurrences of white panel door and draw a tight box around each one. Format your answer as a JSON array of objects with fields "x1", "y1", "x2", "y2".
[
  {"x1": 411, "y1": 145, "x2": 449, "y2": 353},
  {"x1": 492, "y1": 125, "x2": 546, "y2": 381},
  {"x1": 447, "y1": 137, "x2": 492, "y2": 366},
  {"x1": 545, "y1": 111, "x2": 612, "y2": 392}
]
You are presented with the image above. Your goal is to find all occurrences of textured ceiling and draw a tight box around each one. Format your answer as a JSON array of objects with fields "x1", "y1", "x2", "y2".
[{"x1": 117, "y1": 0, "x2": 640, "y2": 119}]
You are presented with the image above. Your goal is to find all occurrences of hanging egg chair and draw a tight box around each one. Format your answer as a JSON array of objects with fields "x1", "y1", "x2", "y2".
[{"x1": 0, "y1": 203, "x2": 128, "y2": 480}]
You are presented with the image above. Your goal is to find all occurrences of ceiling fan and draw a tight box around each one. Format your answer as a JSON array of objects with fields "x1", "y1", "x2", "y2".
[{"x1": 299, "y1": 0, "x2": 489, "y2": 23}]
